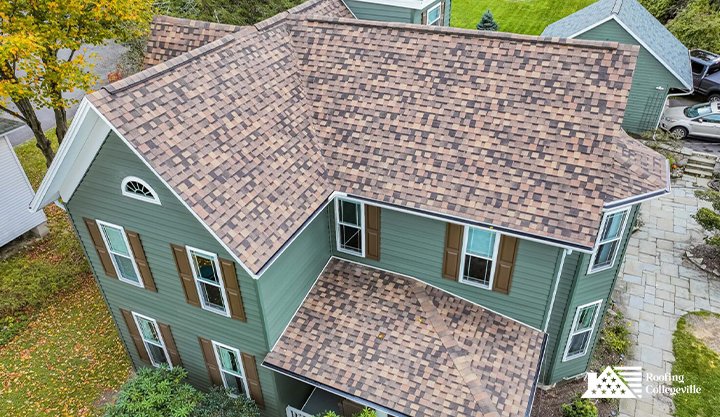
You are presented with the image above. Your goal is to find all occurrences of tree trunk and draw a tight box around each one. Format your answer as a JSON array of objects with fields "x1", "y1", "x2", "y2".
[
  {"x1": 54, "y1": 106, "x2": 68, "y2": 145},
  {"x1": 15, "y1": 98, "x2": 54, "y2": 167}
]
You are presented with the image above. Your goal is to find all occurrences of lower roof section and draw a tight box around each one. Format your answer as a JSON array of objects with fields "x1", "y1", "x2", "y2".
[{"x1": 263, "y1": 258, "x2": 546, "y2": 417}]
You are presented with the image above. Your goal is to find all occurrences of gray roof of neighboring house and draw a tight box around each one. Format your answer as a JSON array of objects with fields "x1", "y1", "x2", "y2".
[
  {"x1": 542, "y1": 0, "x2": 692, "y2": 90},
  {"x1": 0, "y1": 118, "x2": 23, "y2": 135}
]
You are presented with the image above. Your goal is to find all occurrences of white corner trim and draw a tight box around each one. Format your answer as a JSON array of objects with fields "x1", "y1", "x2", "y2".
[
  {"x1": 121, "y1": 176, "x2": 161, "y2": 205},
  {"x1": 339, "y1": 0, "x2": 358, "y2": 18},
  {"x1": 543, "y1": 249, "x2": 569, "y2": 332}
]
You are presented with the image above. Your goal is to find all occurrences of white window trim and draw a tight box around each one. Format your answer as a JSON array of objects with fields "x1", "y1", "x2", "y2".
[
  {"x1": 334, "y1": 198, "x2": 366, "y2": 258},
  {"x1": 458, "y1": 225, "x2": 500, "y2": 290},
  {"x1": 587, "y1": 207, "x2": 631, "y2": 274},
  {"x1": 212, "y1": 340, "x2": 250, "y2": 399},
  {"x1": 426, "y1": 2, "x2": 442, "y2": 25},
  {"x1": 562, "y1": 300, "x2": 603, "y2": 362},
  {"x1": 186, "y1": 246, "x2": 231, "y2": 317},
  {"x1": 121, "y1": 176, "x2": 161, "y2": 205},
  {"x1": 96, "y1": 220, "x2": 144, "y2": 288},
  {"x1": 132, "y1": 312, "x2": 172, "y2": 368}
]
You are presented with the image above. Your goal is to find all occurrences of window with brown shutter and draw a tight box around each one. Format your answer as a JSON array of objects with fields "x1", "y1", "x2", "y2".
[
  {"x1": 442, "y1": 223, "x2": 464, "y2": 280},
  {"x1": 493, "y1": 235, "x2": 518, "y2": 294},
  {"x1": 84, "y1": 217, "x2": 117, "y2": 278},
  {"x1": 199, "y1": 337, "x2": 223, "y2": 386},
  {"x1": 364, "y1": 205, "x2": 381, "y2": 261},
  {"x1": 241, "y1": 353, "x2": 265, "y2": 409},
  {"x1": 120, "y1": 308, "x2": 150, "y2": 364},
  {"x1": 126, "y1": 231, "x2": 157, "y2": 292},
  {"x1": 220, "y1": 258, "x2": 246, "y2": 321},
  {"x1": 171, "y1": 244, "x2": 201, "y2": 307},
  {"x1": 158, "y1": 323, "x2": 182, "y2": 367}
]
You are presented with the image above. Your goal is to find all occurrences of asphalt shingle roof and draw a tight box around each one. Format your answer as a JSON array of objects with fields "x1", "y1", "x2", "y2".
[
  {"x1": 88, "y1": 11, "x2": 668, "y2": 275},
  {"x1": 542, "y1": 0, "x2": 692, "y2": 89},
  {"x1": 264, "y1": 259, "x2": 546, "y2": 417}
]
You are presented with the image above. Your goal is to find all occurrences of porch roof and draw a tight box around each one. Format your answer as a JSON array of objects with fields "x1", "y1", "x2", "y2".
[{"x1": 263, "y1": 259, "x2": 546, "y2": 417}]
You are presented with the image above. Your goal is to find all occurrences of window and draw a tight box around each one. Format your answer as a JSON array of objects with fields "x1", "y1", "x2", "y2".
[
  {"x1": 121, "y1": 176, "x2": 160, "y2": 205},
  {"x1": 588, "y1": 208, "x2": 629, "y2": 273},
  {"x1": 701, "y1": 114, "x2": 720, "y2": 124},
  {"x1": 426, "y1": 3, "x2": 442, "y2": 26},
  {"x1": 187, "y1": 247, "x2": 229, "y2": 316},
  {"x1": 459, "y1": 226, "x2": 499, "y2": 289},
  {"x1": 212, "y1": 341, "x2": 250, "y2": 398},
  {"x1": 563, "y1": 301, "x2": 602, "y2": 361},
  {"x1": 335, "y1": 198, "x2": 364, "y2": 256},
  {"x1": 132, "y1": 313, "x2": 171, "y2": 367},
  {"x1": 97, "y1": 220, "x2": 143, "y2": 287},
  {"x1": 691, "y1": 61, "x2": 706, "y2": 75}
]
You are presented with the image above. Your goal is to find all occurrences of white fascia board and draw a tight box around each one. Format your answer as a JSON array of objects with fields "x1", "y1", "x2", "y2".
[{"x1": 349, "y1": 0, "x2": 436, "y2": 10}]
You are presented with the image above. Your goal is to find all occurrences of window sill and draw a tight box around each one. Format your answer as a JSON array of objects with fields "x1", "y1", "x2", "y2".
[{"x1": 458, "y1": 278, "x2": 491, "y2": 290}]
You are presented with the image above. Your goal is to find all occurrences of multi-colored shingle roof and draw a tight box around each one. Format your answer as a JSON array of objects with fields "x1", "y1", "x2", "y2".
[
  {"x1": 88, "y1": 3, "x2": 668, "y2": 275},
  {"x1": 264, "y1": 259, "x2": 546, "y2": 417}
]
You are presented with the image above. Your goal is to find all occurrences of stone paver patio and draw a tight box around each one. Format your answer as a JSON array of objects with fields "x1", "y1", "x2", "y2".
[{"x1": 615, "y1": 177, "x2": 720, "y2": 417}]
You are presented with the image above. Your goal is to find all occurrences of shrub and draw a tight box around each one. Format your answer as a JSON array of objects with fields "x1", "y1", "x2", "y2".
[
  {"x1": 601, "y1": 311, "x2": 631, "y2": 356},
  {"x1": 561, "y1": 396, "x2": 598, "y2": 417},
  {"x1": 317, "y1": 409, "x2": 375, "y2": 417},
  {"x1": 104, "y1": 366, "x2": 201, "y2": 417},
  {"x1": 477, "y1": 10, "x2": 499, "y2": 31},
  {"x1": 191, "y1": 387, "x2": 260, "y2": 417},
  {"x1": 693, "y1": 189, "x2": 720, "y2": 248}
]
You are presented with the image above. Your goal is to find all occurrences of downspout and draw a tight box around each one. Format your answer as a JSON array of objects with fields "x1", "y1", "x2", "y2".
[{"x1": 543, "y1": 249, "x2": 571, "y2": 332}]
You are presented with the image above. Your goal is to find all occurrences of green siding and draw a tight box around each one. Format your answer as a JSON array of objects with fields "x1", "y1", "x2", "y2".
[
  {"x1": 258, "y1": 209, "x2": 332, "y2": 346},
  {"x1": 546, "y1": 205, "x2": 639, "y2": 383},
  {"x1": 344, "y1": 0, "x2": 450, "y2": 25},
  {"x1": 576, "y1": 19, "x2": 686, "y2": 134},
  {"x1": 66, "y1": 133, "x2": 284, "y2": 417},
  {"x1": 329, "y1": 205, "x2": 561, "y2": 330}
]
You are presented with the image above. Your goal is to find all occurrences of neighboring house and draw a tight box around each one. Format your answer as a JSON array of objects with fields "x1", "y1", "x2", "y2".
[
  {"x1": 542, "y1": 0, "x2": 693, "y2": 135},
  {"x1": 342, "y1": 0, "x2": 451, "y2": 25},
  {"x1": 30, "y1": 0, "x2": 669, "y2": 416},
  {"x1": 0, "y1": 119, "x2": 47, "y2": 247}
]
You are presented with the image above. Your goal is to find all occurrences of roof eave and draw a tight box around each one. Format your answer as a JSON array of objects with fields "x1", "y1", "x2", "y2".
[{"x1": 603, "y1": 159, "x2": 671, "y2": 210}]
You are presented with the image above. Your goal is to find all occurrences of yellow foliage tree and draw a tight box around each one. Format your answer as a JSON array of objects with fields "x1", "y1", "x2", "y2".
[{"x1": 0, "y1": 0, "x2": 153, "y2": 166}]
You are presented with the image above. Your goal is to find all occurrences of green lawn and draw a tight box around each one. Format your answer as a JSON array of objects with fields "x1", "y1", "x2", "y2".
[
  {"x1": 450, "y1": 0, "x2": 595, "y2": 35},
  {"x1": 0, "y1": 134, "x2": 131, "y2": 416},
  {"x1": 672, "y1": 311, "x2": 720, "y2": 417}
]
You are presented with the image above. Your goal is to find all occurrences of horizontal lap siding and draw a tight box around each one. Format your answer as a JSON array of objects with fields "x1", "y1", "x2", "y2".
[
  {"x1": 331, "y1": 206, "x2": 560, "y2": 329},
  {"x1": 66, "y1": 133, "x2": 283, "y2": 416},
  {"x1": 344, "y1": 0, "x2": 414, "y2": 22},
  {"x1": 577, "y1": 20, "x2": 686, "y2": 134}
]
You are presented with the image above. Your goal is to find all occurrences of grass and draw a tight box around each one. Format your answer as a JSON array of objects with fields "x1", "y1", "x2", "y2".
[
  {"x1": 672, "y1": 311, "x2": 720, "y2": 417},
  {"x1": 0, "y1": 133, "x2": 132, "y2": 415},
  {"x1": 450, "y1": 0, "x2": 596, "y2": 35}
]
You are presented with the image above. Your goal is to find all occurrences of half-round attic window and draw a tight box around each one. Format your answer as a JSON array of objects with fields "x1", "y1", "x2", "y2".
[{"x1": 121, "y1": 176, "x2": 160, "y2": 205}]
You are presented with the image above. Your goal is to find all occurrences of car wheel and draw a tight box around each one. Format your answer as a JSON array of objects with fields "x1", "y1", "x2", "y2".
[
  {"x1": 709, "y1": 94, "x2": 720, "y2": 103},
  {"x1": 670, "y1": 126, "x2": 689, "y2": 139}
]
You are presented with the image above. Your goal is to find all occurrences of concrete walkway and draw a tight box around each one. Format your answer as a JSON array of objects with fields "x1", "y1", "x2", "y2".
[{"x1": 615, "y1": 177, "x2": 720, "y2": 417}]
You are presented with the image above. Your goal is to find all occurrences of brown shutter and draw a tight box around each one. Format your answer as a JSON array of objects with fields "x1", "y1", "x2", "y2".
[
  {"x1": 158, "y1": 322, "x2": 182, "y2": 367},
  {"x1": 198, "y1": 337, "x2": 223, "y2": 386},
  {"x1": 365, "y1": 205, "x2": 381, "y2": 261},
  {"x1": 126, "y1": 231, "x2": 157, "y2": 292},
  {"x1": 171, "y1": 244, "x2": 200, "y2": 307},
  {"x1": 493, "y1": 235, "x2": 519, "y2": 294},
  {"x1": 241, "y1": 353, "x2": 265, "y2": 409},
  {"x1": 442, "y1": 223, "x2": 464, "y2": 280},
  {"x1": 84, "y1": 218, "x2": 117, "y2": 278},
  {"x1": 220, "y1": 258, "x2": 246, "y2": 322},
  {"x1": 120, "y1": 308, "x2": 150, "y2": 364}
]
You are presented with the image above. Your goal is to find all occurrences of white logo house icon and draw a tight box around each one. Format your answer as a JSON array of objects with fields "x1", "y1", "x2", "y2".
[{"x1": 582, "y1": 366, "x2": 643, "y2": 399}]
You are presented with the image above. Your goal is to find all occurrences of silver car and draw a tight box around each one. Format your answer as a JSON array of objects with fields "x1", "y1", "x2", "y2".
[{"x1": 660, "y1": 102, "x2": 720, "y2": 141}]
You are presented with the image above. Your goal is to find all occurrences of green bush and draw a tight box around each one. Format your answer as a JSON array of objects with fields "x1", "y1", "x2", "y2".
[
  {"x1": 104, "y1": 366, "x2": 201, "y2": 417},
  {"x1": 317, "y1": 409, "x2": 375, "y2": 417},
  {"x1": 693, "y1": 190, "x2": 720, "y2": 249},
  {"x1": 477, "y1": 9, "x2": 499, "y2": 31},
  {"x1": 191, "y1": 387, "x2": 260, "y2": 417},
  {"x1": 561, "y1": 396, "x2": 598, "y2": 417},
  {"x1": 601, "y1": 312, "x2": 631, "y2": 356}
]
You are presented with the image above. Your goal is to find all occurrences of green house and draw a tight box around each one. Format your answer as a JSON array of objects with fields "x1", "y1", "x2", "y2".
[
  {"x1": 542, "y1": 0, "x2": 693, "y2": 135},
  {"x1": 343, "y1": 0, "x2": 451, "y2": 26},
  {"x1": 31, "y1": 0, "x2": 669, "y2": 416}
]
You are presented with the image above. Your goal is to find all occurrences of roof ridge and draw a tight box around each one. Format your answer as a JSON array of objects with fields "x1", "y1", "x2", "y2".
[
  {"x1": 152, "y1": 14, "x2": 242, "y2": 31},
  {"x1": 612, "y1": 0, "x2": 624, "y2": 14}
]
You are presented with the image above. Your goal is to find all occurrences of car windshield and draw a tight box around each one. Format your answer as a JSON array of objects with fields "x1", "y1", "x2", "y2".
[{"x1": 685, "y1": 103, "x2": 714, "y2": 118}]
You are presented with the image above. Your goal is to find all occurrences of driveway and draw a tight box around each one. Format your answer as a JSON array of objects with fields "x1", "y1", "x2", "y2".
[
  {"x1": 6, "y1": 41, "x2": 126, "y2": 146},
  {"x1": 615, "y1": 177, "x2": 720, "y2": 417},
  {"x1": 667, "y1": 95, "x2": 720, "y2": 155}
]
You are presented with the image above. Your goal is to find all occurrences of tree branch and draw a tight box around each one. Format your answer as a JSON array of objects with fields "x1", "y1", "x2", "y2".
[{"x1": 0, "y1": 105, "x2": 28, "y2": 123}]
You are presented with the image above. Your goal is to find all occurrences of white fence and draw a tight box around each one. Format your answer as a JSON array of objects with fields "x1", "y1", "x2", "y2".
[{"x1": 286, "y1": 405, "x2": 314, "y2": 417}]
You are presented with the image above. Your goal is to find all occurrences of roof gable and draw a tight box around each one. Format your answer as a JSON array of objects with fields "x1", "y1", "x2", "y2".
[{"x1": 542, "y1": 0, "x2": 692, "y2": 89}]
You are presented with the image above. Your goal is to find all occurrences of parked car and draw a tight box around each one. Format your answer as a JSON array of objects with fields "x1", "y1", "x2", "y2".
[
  {"x1": 660, "y1": 102, "x2": 720, "y2": 140},
  {"x1": 691, "y1": 49, "x2": 720, "y2": 102}
]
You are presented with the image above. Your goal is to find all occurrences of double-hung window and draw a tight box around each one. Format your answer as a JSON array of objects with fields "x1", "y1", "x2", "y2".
[
  {"x1": 426, "y1": 3, "x2": 442, "y2": 26},
  {"x1": 563, "y1": 300, "x2": 602, "y2": 361},
  {"x1": 187, "y1": 247, "x2": 229, "y2": 316},
  {"x1": 132, "y1": 313, "x2": 171, "y2": 367},
  {"x1": 335, "y1": 198, "x2": 365, "y2": 257},
  {"x1": 212, "y1": 341, "x2": 250, "y2": 398},
  {"x1": 589, "y1": 208, "x2": 630, "y2": 273},
  {"x1": 459, "y1": 226, "x2": 499, "y2": 289},
  {"x1": 97, "y1": 220, "x2": 143, "y2": 287}
]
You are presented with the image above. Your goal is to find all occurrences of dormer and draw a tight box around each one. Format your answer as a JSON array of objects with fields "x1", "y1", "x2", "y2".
[{"x1": 344, "y1": 0, "x2": 449, "y2": 26}]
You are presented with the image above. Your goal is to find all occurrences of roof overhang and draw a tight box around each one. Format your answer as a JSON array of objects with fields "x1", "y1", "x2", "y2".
[
  {"x1": 603, "y1": 159, "x2": 671, "y2": 210},
  {"x1": 263, "y1": 258, "x2": 547, "y2": 417}
]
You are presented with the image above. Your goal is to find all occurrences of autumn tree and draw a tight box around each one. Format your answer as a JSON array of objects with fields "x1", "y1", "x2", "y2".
[{"x1": 0, "y1": 0, "x2": 153, "y2": 166}]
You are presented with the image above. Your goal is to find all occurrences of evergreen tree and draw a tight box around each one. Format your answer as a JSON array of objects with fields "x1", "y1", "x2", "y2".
[{"x1": 477, "y1": 10, "x2": 499, "y2": 31}]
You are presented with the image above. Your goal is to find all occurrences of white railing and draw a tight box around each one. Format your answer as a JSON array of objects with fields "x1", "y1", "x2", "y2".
[{"x1": 286, "y1": 405, "x2": 314, "y2": 417}]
